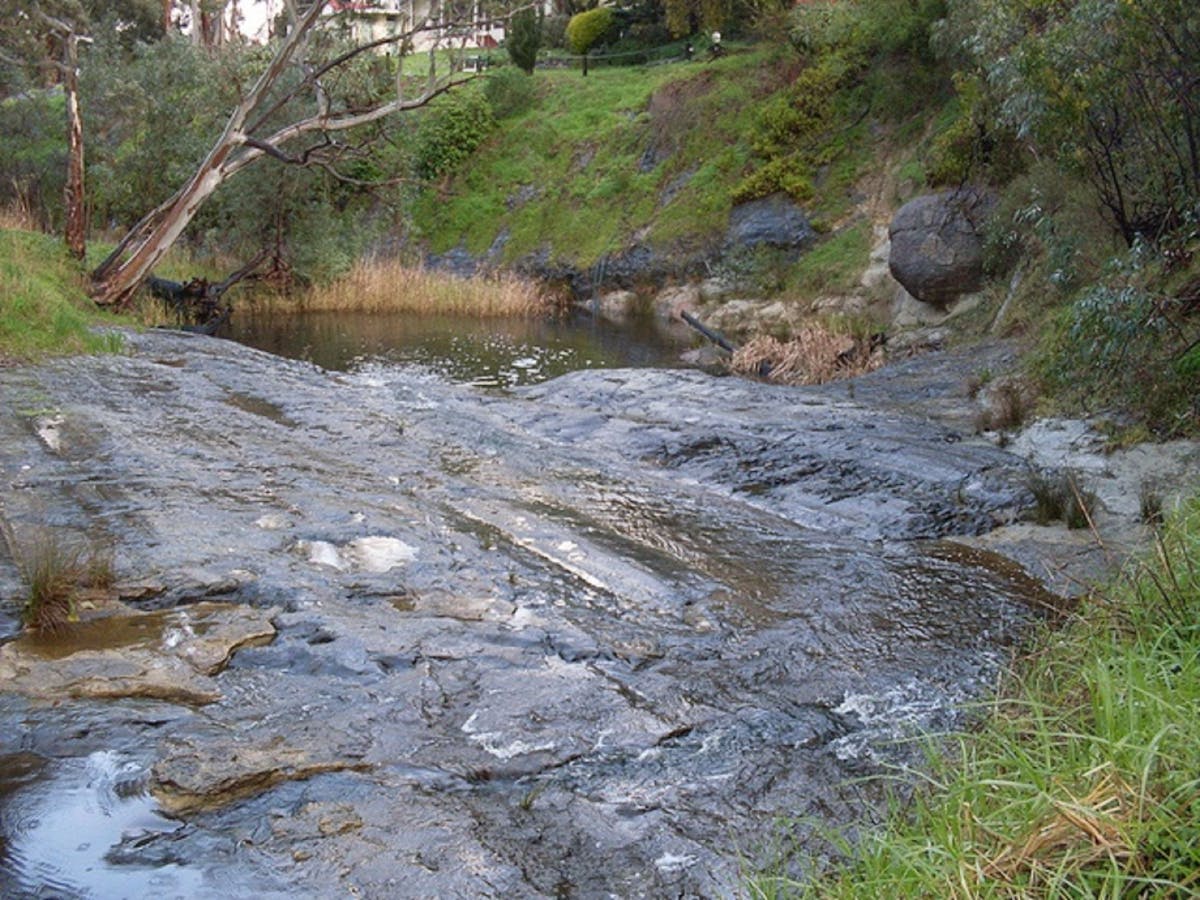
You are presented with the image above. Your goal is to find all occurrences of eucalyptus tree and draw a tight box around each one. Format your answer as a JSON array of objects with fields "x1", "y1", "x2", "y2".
[
  {"x1": 2, "y1": 3, "x2": 90, "y2": 258},
  {"x1": 0, "y1": 1, "x2": 164, "y2": 257},
  {"x1": 940, "y1": 0, "x2": 1200, "y2": 247},
  {"x1": 89, "y1": 0, "x2": 520, "y2": 307}
]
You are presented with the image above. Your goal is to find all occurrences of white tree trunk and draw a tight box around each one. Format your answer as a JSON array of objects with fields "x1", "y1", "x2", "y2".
[{"x1": 88, "y1": 0, "x2": 480, "y2": 307}]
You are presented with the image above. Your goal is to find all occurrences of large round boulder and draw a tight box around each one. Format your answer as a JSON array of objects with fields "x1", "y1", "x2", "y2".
[{"x1": 888, "y1": 189, "x2": 994, "y2": 308}]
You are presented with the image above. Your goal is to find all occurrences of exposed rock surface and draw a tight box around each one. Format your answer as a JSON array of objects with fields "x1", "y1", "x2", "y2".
[
  {"x1": 0, "y1": 602, "x2": 276, "y2": 705},
  {"x1": 725, "y1": 193, "x2": 817, "y2": 251},
  {"x1": 1, "y1": 330, "x2": 1191, "y2": 897},
  {"x1": 889, "y1": 189, "x2": 995, "y2": 308},
  {"x1": 427, "y1": 195, "x2": 816, "y2": 301}
]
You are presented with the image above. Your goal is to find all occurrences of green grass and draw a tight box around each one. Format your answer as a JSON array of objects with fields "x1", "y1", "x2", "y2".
[
  {"x1": 412, "y1": 47, "x2": 789, "y2": 268},
  {"x1": 752, "y1": 494, "x2": 1200, "y2": 898},
  {"x1": 411, "y1": 36, "x2": 942, "y2": 292},
  {"x1": 0, "y1": 228, "x2": 124, "y2": 360},
  {"x1": 786, "y1": 220, "x2": 872, "y2": 295}
]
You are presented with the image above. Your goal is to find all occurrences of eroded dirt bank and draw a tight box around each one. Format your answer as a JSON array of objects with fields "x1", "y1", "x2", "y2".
[{"x1": 0, "y1": 330, "x2": 1191, "y2": 897}]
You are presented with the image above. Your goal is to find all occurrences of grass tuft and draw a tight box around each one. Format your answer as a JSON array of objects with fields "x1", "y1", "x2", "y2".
[
  {"x1": 15, "y1": 530, "x2": 116, "y2": 633},
  {"x1": 17, "y1": 532, "x2": 84, "y2": 632},
  {"x1": 753, "y1": 493, "x2": 1200, "y2": 898},
  {"x1": 1025, "y1": 470, "x2": 1097, "y2": 530}
]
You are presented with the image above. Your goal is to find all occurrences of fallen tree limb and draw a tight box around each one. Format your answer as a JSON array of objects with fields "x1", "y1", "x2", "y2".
[
  {"x1": 680, "y1": 310, "x2": 736, "y2": 354},
  {"x1": 147, "y1": 249, "x2": 270, "y2": 334}
]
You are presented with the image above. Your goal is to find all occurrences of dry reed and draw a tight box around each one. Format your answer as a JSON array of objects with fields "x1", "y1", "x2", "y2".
[
  {"x1": 0, "y1": 199, "x2": 39, "y2": 232},
  {"x1": 263, "y1": 259, "x2": 558, "y2": 318},
  {"x1": 978, "y1": 766, "x2": 1142, "y2": 890},
  {"x1": 729, "y1": 328, "x2": 884, "y2": 385}
]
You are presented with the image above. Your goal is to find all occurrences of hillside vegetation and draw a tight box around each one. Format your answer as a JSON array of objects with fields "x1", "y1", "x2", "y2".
[
  {"x1": 411, "y1": 0, "x2": 1197, "y2": 437},
  {"x1": 0, "y1": 225, "x2": 120, "y2": 360},
  {"x1": 0, "y1": 0, "x2": 1196, "y2": 429},
  {"x1": 413, "y1": 3, "x2": 948, "y2": 281}
]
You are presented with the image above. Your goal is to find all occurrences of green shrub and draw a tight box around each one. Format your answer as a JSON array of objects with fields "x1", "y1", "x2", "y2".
[
  {"x1": 939, "y1": 0, "x2": 1200, "y2": 248},
  {"x1": 485, "y1": 67, "x2": 537, "y2": 120},
  {"x1": 566, "y1": 8, "x2": 617, "y2": 55},
  {"x1": 731, "y1": 56, "x2": 846, "y2": 203},
  {"x1": 413, "y1": 86, "x2": 496, "y2": 180},
  {"x1": 0, "y1": 92, "x2": 67, "y2": 232},
  {"x1": 1034, "y1": 245, "x2": 1200, "y2": 437}
]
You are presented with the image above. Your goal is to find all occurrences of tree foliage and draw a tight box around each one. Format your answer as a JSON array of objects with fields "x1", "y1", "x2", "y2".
[
  {"x1": 87, "y1": 0, "x2": 483, "y2": 305},
  {"x1": 414, "y1": 86, "x2": 495, "y2": 179},
  {"x1": 664, "y1": 0, "x2": 727, "y2": 39},
  {"x1": 940, "y1": 0, "x2": 1200, "y2": 247},
  {"x1": 565, "y1": 7, "x2": 615, "y2": 54},
  {"x1": 507, "y1": 6, "x2": 543, "y2": 74}
]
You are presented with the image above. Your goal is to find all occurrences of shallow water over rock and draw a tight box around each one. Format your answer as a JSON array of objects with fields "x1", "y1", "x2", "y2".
[{"x1": 0, "y1": 330, "x2": 1051, "y2": 897}]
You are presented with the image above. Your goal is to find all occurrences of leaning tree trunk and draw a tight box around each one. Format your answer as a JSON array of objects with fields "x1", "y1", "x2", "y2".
[
  {"x1": 90, "y1": 0, "x2": 329, "y2": 308},
  {"x1": 62, "y1": 33, "x2": 86, "y2": 261},
  {"x1": 88, "y1": 0, "x2": 474, "y2": 308}
]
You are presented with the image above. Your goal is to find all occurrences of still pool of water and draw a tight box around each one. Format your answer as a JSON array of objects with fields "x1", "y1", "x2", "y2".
[{"x1": 226, "y1": 309, "x2": 694, "y2": 386}]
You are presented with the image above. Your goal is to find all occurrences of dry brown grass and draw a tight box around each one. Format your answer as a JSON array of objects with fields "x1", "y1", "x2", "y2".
[
  {"x1": 729, "y1": 327, "x2": 884, "y2": 385},
  {"x1": 977, "y1": 767, "x2": 1143, "y2": 891},
  {"x1": 261, "y1": 259, "x2": 559, "y2": 318},
  {"x1": 0, "y1": 200, "x2": 40, "y2": 232}
]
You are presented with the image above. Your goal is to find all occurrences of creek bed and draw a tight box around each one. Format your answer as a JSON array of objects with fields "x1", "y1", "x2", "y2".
[{"x1": 0, "y1": 328, "x2": 1049, "y2": 897}]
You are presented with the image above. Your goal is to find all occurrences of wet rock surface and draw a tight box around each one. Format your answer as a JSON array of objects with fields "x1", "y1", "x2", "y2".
[
  {"x1": 0, "y1": 330, "x2": 1091, "y2": 897},
  {"x1": 0, "y1": 600, "x2": 275, "y2": 706}
]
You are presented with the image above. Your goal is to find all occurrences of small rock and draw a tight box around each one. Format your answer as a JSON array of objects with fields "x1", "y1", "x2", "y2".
[
  {"x1": 726, "y1": 194, "x2": 816, "y2": 251},
  {"x1": 595, "y1": 289, "x2": 640, "y2": 321},
  {"x1": 653, "y1": 285, "x2": 700, "y2": 322}
]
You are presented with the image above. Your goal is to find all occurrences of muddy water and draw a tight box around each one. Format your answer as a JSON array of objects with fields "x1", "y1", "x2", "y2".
[
  {"x1": 225, "y1": 308, "x2": 691, "y2": 385},
  {"x1": 0, "y1": 330, "x2": 1047, "y2": 897}
]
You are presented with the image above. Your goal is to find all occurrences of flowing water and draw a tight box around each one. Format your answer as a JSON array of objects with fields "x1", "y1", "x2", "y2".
[{"x1": 0, "y1": 326, "x2": 1052, "y2": 897}]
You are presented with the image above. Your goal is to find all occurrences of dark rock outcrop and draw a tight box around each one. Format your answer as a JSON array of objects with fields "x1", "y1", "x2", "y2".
[
  {"x1": 725, "y1": 193, "x2": 817, "y2": 251},
  {"x1": 888, "y1": 189, "x2": 995, "y2": 307}
]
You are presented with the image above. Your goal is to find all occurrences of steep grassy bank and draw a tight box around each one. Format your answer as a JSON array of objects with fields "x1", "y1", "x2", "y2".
[
  {"x1": 0, "y1": 228, "x2": 122, "y2": 360},
  {"x1": 750, "y1": 495, "x2": 1200, "y2": 898},
  {"x1": 412, "y1": 50, "x2": 773, "y2": 266},
  {"x1": 411, "y1": 37, "x2": 943, "y2": 277},
  {"x1": 408, "y1": 0, "x2": 1198, "y2": 437}
]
